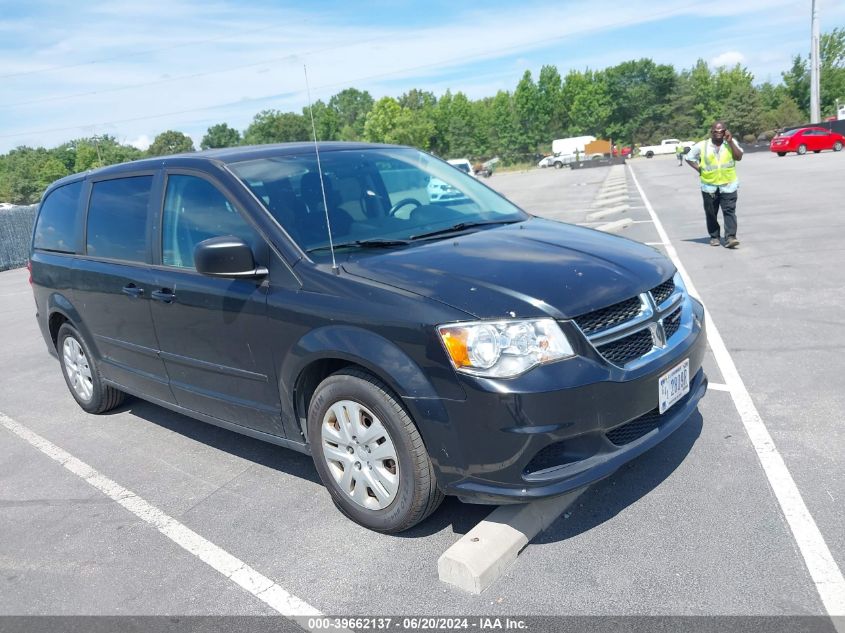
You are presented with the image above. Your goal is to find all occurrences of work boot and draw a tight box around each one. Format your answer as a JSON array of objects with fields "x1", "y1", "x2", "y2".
[
  {"x1": 709, "y1": 237, "x2": 720, "y2": 247},
  {"x1": 725, "y1": 236, "x2": 740, "y2": 249}
]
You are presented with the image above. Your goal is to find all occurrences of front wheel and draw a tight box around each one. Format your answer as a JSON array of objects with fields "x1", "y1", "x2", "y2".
[
  {"x1": 307, "y1": 369, "x2": 443, "y2": 533},
  {"x1": 834, "y1": 141, "x2": 843, "y2": 152},
  {"x1": 57, "y1": 323, "x2": 125, "y2": 414},
  {"x1": 645, "y1": 151, "x2": 654, "y2": 158},
  {"x1": 554, "y1": 161, "x2": 563, "y2": 169},
  {"x1": 797, "y1": 144, "x2": 807, "y2": 155}
]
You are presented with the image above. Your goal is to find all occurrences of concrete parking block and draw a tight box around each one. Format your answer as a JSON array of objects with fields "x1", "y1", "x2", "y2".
[
  {"x1": 437, "y1": 490, "x2": 585, "y2": 594},
  {"x1": 592, "y1": 195, "x2": 628, "y2": 207},
  {"x1": 586, "y1": 204, "x2": 628, "y2": 221},
  {"x1": 596, "y1": 218, "x2": 634, "y2": 233}
]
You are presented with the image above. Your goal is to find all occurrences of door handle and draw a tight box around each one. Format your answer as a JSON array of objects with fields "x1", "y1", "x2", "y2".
[
  {"x1": 121, "y1": 284, "x2": 144, "y2": 298},
  {"x1": 151, "y1": 289, "x2": 176, "y2": 304}
]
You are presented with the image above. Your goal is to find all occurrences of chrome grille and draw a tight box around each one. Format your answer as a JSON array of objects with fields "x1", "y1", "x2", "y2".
[
  {"x1": 595, "y1": 329, "x2": 654, "y2": 365},
  {"x1": 649, "y1": 278, "x2": 675, "y2": 305},
  {"x1": 572, "y1": 296, "x2": 643, "y2": 335}
]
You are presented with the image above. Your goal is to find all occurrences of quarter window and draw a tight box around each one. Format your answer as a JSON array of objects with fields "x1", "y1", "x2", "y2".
[
  {"x1": 33, "y1": 181, "x2": 83, "y2": 253},
  {"x1": 86, "y1": 176, "x2": 152, "y2": 262},
  {"x1": 162, "y1": 175, "x2": 257, "y2": 269}
]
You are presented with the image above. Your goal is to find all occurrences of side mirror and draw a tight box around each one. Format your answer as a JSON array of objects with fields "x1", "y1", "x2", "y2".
[{"x1": 193, "y1": 236, "x2": 268, "y2": 279}]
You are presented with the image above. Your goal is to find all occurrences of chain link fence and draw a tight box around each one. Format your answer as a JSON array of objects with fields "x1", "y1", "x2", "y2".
[{"x1": 0, "y1": 205, "x2": 37, "y2": 271}]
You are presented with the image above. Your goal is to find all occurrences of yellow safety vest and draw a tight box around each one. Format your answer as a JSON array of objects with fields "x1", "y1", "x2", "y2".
[{"x1": 699, "y1": 140, "x2": 736, "y2": 186}]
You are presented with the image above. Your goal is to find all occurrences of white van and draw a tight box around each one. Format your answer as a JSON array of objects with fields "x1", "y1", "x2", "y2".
[{"x1": 447, "y1": 158, "x2": 476, "y2": 178}]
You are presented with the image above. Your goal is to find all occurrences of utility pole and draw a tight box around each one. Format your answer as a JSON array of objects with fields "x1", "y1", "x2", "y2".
[{"x1": 810, "y1": 0, "x2": 821, "y2": 123}]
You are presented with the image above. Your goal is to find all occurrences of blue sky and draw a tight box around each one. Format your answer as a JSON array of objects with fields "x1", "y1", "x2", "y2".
[{"x1": 1, "y1": 0, "x2": 843, "y2": 153}]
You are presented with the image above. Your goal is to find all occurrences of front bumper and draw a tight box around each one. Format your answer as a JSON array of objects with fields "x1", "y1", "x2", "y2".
[{"x1": 415, "y1": 296, "x2": 708, "y2": 504}]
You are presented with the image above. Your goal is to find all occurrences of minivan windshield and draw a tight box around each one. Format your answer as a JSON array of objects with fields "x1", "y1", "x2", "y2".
[{"x1": 229, "y1": 148, "x2": 527, "y2": 254}]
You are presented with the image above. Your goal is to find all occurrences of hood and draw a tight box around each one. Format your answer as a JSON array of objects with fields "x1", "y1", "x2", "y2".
[{"x1": 341, "y1": 218, "x2": 674, "y2": 319}]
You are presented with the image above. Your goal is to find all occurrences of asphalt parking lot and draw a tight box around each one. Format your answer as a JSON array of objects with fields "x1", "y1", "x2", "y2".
[{"x1": 1, "y1": 151, "x2": 843, "y2": 626}]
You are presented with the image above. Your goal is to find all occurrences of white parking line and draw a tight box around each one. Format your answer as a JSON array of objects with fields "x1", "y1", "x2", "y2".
[
  {"x1": 0, "y1": 411, "x2": 324, "y2": 625},
  {"x1": 707, "y1": 382, "x2": 731, "y2": 392},
  {"x1": 628, "y1": 164, "x2": 845, "y2": 618}
]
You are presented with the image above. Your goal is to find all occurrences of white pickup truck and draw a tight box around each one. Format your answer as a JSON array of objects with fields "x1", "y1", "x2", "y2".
[{"x1": 638, "y1": 138, "x2": 696, "y2": 158}]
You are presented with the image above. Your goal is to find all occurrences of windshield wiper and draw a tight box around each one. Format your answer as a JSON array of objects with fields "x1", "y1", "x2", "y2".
[
  {"x1": 409, "y1": 220, "x2": 521, "y2": 241},
  {"x1": 306, "y1": 238, "x2": 411, "y2": 253}
]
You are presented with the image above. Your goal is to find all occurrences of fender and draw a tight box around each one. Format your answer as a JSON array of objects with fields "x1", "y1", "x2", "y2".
[
  {"x1": 279, "y1": 324, "x2": 466, "y2": 451},
  {"x1": 46, "y1": 292, "x2": 101, "y2": 358}
]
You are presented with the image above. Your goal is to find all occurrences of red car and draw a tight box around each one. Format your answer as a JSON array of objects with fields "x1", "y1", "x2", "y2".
[{"x1": 770, "y1": 126, "x2": 844, "y2": 156}]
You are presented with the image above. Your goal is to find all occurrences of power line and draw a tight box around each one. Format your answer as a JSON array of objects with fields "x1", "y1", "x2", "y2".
[
  {"x1": 0, "y1": 37, "x2": 385, "y2": 110},
  {"x1": 0, "y1": 23, "x2": 284, "y2": 80},
  {"x1": 0, "y1": 3, "x2": 703, "y2": 142}
]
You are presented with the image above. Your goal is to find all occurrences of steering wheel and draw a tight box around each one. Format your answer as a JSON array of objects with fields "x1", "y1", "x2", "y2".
[{"x1": 388, "y1": 198, "x2": 422, "y2": 217}]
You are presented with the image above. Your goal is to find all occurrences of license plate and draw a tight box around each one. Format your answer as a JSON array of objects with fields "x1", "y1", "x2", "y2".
[{"x1": 659, "y1": 358, "x2": 690, "y2": 414}]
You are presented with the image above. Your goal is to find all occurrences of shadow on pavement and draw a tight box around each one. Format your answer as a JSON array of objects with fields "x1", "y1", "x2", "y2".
[
  {"x1": 533, "y1": 409, "x2": 704, "y2": 544},
  {"x1": 114, "y1": 397, "x2": 493, "y2": 538}
]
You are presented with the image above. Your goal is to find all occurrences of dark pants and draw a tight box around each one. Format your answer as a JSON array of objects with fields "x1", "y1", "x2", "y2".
[{"x1": 701, "y1": 189, "x2": 738, "y2": 239}]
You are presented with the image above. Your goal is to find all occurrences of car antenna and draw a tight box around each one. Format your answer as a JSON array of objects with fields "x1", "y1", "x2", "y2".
[{"x1": 304, "y1": 64, "x2": 339, "y2": 275}]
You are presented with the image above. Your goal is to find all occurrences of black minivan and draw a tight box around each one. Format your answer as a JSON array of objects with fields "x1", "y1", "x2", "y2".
[{"x1": 30, "y1": 143, "x2": 707, "y2": 532}]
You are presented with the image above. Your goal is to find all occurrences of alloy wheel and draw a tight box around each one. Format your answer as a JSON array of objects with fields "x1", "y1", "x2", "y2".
[{"x1": 62, "y1": 336, "x2": 93, "y2": 402}]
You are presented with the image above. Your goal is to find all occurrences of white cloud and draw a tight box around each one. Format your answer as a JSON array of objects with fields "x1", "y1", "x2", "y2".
[
  {"x1": 128, "y1": 135, "x2": 151, "y2": 150},
  {"x1": 2, "y1": 0, "x2": 840, "y2": 152},
  {"x1": 711, "y1": 51, "x2": 746, "y2": 68}
]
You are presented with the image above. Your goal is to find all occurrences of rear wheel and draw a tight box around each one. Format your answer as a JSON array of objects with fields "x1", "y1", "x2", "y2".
[
  {"x1": 307, "y1": 368, "x2": 443, "y2": 533},
  {"x1": 645, "y1": 151, "x2": 654, "y2": 158},
  {"x1": 797, "y1": 144, "x2": 807, "y2": 155},
  {"x1": 57, "y1": 323, "x2": 125, "y2": 414},
  {"x1": 833, "y1": 141, "x2": 843, "y2": 152}
]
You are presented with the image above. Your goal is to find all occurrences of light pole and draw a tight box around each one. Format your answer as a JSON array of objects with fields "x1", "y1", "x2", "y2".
[{"x1": 810, "y1": 0, "x2": 821, "y2": 123}]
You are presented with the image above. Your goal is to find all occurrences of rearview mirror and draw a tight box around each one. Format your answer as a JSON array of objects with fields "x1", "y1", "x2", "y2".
[{"x1": 194, "y1": 236, "x2": 268, "y2": 279}]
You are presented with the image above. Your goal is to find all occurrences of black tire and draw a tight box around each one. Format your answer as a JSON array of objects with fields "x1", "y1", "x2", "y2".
[
  {"x1": 645, "y1": 151, "x2": 654, "y2": 158},
  {"x1": 554, "y1": 161, "x2": 563, "y2": 169},
  {"x1": 834, "y1": 141, "x2": 843, "y2": 152},
  {"x1": 57, "y1": 323, "x2": 125, "y2": 414},
  {"x1": 777, "y1": 152, "x2": 786, "y2": 157},
  {"x1": 797, "y1": 144, "x2": 807, "y2": 155},
  {"x1": 307, "y1": 368, "x2": 443, "y2": 533}
]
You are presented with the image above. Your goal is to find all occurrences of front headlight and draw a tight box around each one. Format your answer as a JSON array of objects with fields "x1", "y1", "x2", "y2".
[{"x1": 437, "y1": 318, "x2": 575, "y2": 378}]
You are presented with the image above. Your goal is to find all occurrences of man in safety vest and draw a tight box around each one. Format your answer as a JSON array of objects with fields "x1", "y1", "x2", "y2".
[
  {"x1": 675, "y1": 141, "x2": 685, "y2": 166},
  {"x1": 685, "y1": 121, "x2": 744, "y2": 248}
]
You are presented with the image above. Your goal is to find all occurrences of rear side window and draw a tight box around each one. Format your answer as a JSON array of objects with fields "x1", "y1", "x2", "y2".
[
  {"x1": 162, "y1": 174, "x2": 258, "y2": 269},
  {"x1": 33, "y1": 181, "x2": 83, "y2": 253},
  {"x1": 86, "y1": 176, "x2": 153, "y2": 262}
]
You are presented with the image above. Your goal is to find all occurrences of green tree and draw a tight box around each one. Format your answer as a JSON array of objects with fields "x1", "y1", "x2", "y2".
[
  {"x1": 303, "y1": 100, "x2": 341, "y2": 141},
  {"x1": 363, "y1": 97, "x2": 403, "y2": 144},
  {"x1": 604, "y1": 59, "x2": 676, "y2": 145},
  {"x1": 537, "y1": 65, "x2": 565, "y2": 141},
  {"x1": 513, "y1": 70, "x2": 542, "y2": 154},
  {"x1": 201, "y1": 123, "x2": 241, "y2": 149},
  {"x1": 147, "y1": 130, "x2": 195, "y2": 156},
  {"x1": 243, "y1": 110, "x2": 310, "y2": 144},
  {"x1": 782, "y1": 55, "x2": 810, "y2": 116},
  {"x1": 329, "y1": 88, "x2": 374, "y2": 140},
  {"x1": 820, "y1": 27, "x2": 845, "y2": 117},
  {"x1": 443, "y1": 92, "x2": 476, "y2": 158},
  {"x1": 761, "y1": 96, "x2": 805, "y2": 130},
  {"x1": 714, "y1": 65, "x2": 763, "y2": 137},
  {"x1": 488, "y1": 91, "x2": 518, "y2": 161}
]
